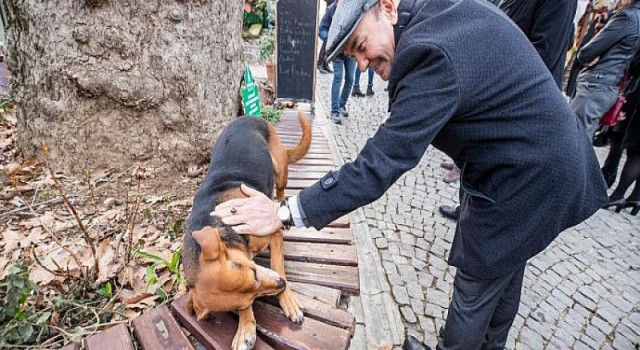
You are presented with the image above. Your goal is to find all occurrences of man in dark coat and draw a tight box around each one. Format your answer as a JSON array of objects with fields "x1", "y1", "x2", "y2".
[
  {"x1": 214, "y1": 0, "x2": 608, "y2": 348},
  {"x1": 499, "y1": 0, "x2": 578, "y2": 89}
]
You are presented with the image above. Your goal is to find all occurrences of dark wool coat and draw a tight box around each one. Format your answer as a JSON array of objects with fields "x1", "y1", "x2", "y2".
[
  {"x1": 298, "y1": 0, "x2": 608, "y2": 279},
  {"x1": 499, "y1": 0, "x2": 578, "y2": 89}
]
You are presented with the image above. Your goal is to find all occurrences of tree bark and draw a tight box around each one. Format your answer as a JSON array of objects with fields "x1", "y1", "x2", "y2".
[{"x1": 5, "y1": 0, "x2": 243, "y2": 173}]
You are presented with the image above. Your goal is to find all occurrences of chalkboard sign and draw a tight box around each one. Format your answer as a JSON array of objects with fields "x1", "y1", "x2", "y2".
[{"x1": 276, "y1": 0, "x2": 318, "y2": 102}]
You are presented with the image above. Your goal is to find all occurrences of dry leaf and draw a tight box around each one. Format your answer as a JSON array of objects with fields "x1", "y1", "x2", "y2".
[
  {"x1": 168, "y1": 199, "x2": 191, "y2": 208},
  {"x1": 2, "y1": 229, "x2": 22, "y2": 252},
  {"x1": 29, "y1": 265, "x2": 57, "y2": 285},
  {"x1": 145, "y1": 196, "x2": 164, "y2": 205},
  {"x1": 0, "y1": 256, "x2": 10, "y2": 279},
  {"x1": 118, "y1": 288, "x2": 154, "y2": 304},
  {"x1": 96, "y1": 239, "x2": 120, "y2": 283}
]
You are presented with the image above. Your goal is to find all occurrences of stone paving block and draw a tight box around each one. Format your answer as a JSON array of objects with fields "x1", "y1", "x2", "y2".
[
  {"x1": 392, "y1": 285, "x2": 410, "y2": 305},
  {"x1": 584, "y1": 324, "x2": 607, "y2": 346},
  {"x1": 425, "y1": 289, "x2": 449, "y2": 308},
  {"x1": 400, "y1": 306, "x2": 418, "y2": 323},
  {"x1": 590, "y1": 314, "x2": 614, "y2": 337},
  {"x1": 518, "y1": 326, "x2": 543, "y2": 349},
  {"x1": 407, "y1": 281, "x2": 424, "y2": 300}
]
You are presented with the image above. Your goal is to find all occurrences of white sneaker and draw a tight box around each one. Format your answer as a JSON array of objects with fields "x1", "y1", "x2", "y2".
[
  {"x1": 338, "y1": 106, "x2": 349, "y2": 118},
  {"x1": 330, "y1": 111, "x2": 342, "y2": 124}
]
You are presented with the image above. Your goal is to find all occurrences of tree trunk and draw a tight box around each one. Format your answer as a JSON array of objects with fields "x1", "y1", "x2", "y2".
[{"x1": 5, "y1": 0, "x2": 243, "y2": 173}]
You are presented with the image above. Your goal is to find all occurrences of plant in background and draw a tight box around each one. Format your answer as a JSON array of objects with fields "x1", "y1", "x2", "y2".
[
  {"x1": 133, "y1": 246, "x2": 184, "y2": 300},
  {"x1": 258, "y1": 32, "x2": 276, "y2": 64},
  {"x1": 261, "y1": 104, "x2": 282, "y2": 124}
]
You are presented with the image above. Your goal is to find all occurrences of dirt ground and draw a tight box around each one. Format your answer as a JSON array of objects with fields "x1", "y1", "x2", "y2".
[{"x1": 1, "y1": 109, "x2": 209, "y2": 347}]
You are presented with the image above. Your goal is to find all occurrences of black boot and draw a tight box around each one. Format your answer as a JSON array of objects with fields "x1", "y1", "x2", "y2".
[
  {"x1": 322, "y1": 63, "x2": 333, "y2": 74},
  {"x1": 402, "y1": 335, "x2": 431, "y2": 350},
  {"x1": 351, "y1": 86, "x2": 365, "y2": 97},
  {"x1": 366, "y1": 86, "x2": 375, "y2": 96}
]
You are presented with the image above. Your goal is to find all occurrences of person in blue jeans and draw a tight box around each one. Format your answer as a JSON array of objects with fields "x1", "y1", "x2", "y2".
[
  {"x1": 319, "y1": 0, "x2": 356, "y2": 124},
  {"x1": 352, "y1": 67, "x2": 375, "y2": 97}
]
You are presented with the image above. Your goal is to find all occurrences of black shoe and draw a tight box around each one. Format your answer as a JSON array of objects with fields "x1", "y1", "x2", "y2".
[
  {"x1": 402, "y1": 335, "x2": 431, "y2": 350},
  {"x1": 318, "y1": 66, "x2": 329, "y2": 74},
  {"x1": 351, "y1": 86, "x2": 365, "y2": 97},
  {"x1": 322, "y1": 64, "x2": 333, "y2": 74},
  {"x1": 624, "y1": 199, "x2": 640, "y2": 216},
  {"x1": 366, "y1": 87, "x2": 375, "y2": 96},
  {"x1": 603, "y1": 196, "x2": 625, "y2": 212},
  {"x1": 438, "y1": 205, "x2": 460, "y2": 220}
]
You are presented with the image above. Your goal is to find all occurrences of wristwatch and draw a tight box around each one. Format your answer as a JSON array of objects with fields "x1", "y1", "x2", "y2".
[{"x1": 278, "y1": 199, "x2": 293, "y2": 230}]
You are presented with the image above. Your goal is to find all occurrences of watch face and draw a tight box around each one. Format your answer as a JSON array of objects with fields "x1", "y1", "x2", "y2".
[{"x1": 278, "y1": 204, "x2": 290, "y2": 221}]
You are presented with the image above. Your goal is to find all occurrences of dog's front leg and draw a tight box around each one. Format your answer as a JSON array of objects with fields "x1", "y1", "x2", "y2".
[
  {"x1": 270, "y1": 230, "x2": 304, "y2": 323},
  {"x1": 233, "y1": 307, "x2": 257, "y2": 350}
]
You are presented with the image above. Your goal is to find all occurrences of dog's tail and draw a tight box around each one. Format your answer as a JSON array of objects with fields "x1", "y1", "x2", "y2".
[{"x1": 286, "y1": 112, "x2": 312, "y2": 164}]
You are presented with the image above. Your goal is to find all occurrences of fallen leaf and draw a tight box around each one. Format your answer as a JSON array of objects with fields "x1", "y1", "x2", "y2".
[
  {"x1": 168, "y1": 199, "x2": 191, "y2": 208},
  {"x1": 29, "y1": 265, "x2": 57, "y2": 285},
  {"x1": 2, "y1": 229, "x2": 22, "y2": 252},
  {"x1": 96, "y1": 239, "x2": 120, "y2": 284},
  {"x1": 0, "y1": 256, "x2": 10, "y2": 279},
  {"x1": 118, "y1": 288, "x2": 154, "y2": 305},
  {"x1": 145, "y1": 196, "x2": 164, "y2": 205}
]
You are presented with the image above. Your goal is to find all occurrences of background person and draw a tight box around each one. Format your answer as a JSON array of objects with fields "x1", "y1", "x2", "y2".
[
  {"x1": 570, "y1": 0, "x2": 640, "y2": 139},
  {"x1": 319, "y1": 0, "x2": 356, "y2": 124}
]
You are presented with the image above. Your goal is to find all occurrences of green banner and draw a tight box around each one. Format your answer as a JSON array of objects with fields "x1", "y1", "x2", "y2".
[{"x1": 242, "y1": 63, "x2": 261, "y2": 116}]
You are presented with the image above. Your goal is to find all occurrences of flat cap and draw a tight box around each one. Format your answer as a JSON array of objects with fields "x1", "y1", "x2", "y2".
[{"x1": 325, "y1": 0, "x2": 380, "y2": 61}]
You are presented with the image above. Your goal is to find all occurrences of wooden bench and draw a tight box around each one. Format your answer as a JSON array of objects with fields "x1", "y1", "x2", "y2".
[{"x1": 60, "y1": 112, "x2": 359, "y2": 350}]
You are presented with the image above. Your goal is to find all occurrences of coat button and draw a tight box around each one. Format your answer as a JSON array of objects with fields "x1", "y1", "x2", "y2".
[{"x1": 324, "y1": 177, "x2": 334, "y2": 185}]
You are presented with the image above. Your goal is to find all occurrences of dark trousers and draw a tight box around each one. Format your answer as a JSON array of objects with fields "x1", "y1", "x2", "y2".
[
  {"x1": 317, "y1": 40, "x2": 327, "y2": 68},
  {"x1": 437, "y1": 262, "x2": 526, "y2": 350}
]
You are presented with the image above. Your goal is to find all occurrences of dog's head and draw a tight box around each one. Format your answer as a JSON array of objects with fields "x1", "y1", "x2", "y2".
[{"x1": 187, "y1": 226, "x2": 285, "y2": 319}]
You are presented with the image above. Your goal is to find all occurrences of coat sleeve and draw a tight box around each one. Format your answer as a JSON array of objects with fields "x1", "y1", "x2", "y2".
[
  {"x1": 318, "y1": 4, "x2": 334, "y2": 41},
  {"x1": 297, "y1": 43, "x2": 460, "y2": 229},
  {"x1": 528, "y1": 0, "x2": 575, "y2": 71},
  {"x1": 577, "y1": 10, "x2": 630, "y2": 65}
]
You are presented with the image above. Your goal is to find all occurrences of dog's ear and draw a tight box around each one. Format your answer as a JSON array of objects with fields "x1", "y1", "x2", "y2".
[{"x1": 192, "y1": 226, "x2": 225, "y2": 261}]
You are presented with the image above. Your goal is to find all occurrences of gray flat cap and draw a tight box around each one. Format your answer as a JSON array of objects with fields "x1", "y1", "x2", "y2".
[{"x1": 325, "y1": 0, "x2": 380, "y2": 61}]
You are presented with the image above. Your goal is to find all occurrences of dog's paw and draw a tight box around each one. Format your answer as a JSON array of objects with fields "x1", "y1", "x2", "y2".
[
  {"x1": 278, "y1": 289, "x2": 304, "y2": 323},
  {"x1": 232, "y1": 324, "x2": 257, "y2": 350}
]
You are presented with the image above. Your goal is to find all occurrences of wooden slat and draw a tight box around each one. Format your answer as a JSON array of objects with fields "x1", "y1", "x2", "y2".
[
  {"x1": 287, "y1": 165, "x2": 336, "y2": 173},
  {"x1": 253, "y1": 302, "x2": 352, "y2": 350},
  {"x1": 258, "y1": 241, "x2": 357, "y2": 266},
  {"x1": 289, "y1": 282, "x2": 342, "y2": 307},
  {"x1": 285, "y1": 227, "x2": 354, "y2": 245},
  {"x1": 85, "y1": 323, "x2": 134, "y2": 350},
  {"x1": 132, "y1": 306, "x2": 194, "y2": 350},
  {"x1": 171, "y1": 296, "x2": 274, "y2": 350},
  {"x1": 287, "y1": 171, "x2": 332, "y2": 180},
  {"x1": 285, "y1": 179, "x2": 318, "y2": 189},
  {"x1": 59, "y1": 343, "x2": 80, "y2": 350},
  {"x1": 255, "y1": 258, "x2": 360, "y2": 295},
  {"x1": 288, "y1": 159, "x2": 335, "y2": 166},
  {"x1": 261, "y1": 292, "x2": 355, "y2": 334}
]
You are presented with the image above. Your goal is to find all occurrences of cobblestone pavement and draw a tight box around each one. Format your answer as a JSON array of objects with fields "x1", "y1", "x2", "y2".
[{"x1": 314, "y1": 72, "x2": 640, "y2": 349}]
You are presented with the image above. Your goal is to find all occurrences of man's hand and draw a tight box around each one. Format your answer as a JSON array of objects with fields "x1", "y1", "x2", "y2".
[{"x1": 211, "y1": 184, "x2": 282, "y2": 236}]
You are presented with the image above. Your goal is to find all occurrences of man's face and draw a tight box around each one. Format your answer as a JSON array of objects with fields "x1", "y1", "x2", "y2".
[{"x1": 343, "y1": 0, "x2": 397, "y2": 81}]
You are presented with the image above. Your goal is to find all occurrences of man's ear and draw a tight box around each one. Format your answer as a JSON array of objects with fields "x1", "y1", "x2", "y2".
[
  {"x1": 192, "y1": 227, "x2": 226, "y2": 261},
  {"x1": 380, "y1": 0, "x2": 398, "y2": 25}
]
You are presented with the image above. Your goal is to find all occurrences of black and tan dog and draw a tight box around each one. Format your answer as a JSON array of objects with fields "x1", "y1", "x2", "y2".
[{"x1": 183, "y1": 113, "x2": 311, "y2": 350}]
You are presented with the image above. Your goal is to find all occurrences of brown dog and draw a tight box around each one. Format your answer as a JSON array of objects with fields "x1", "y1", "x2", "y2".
[{"x1": 182, "y1": 113, "x2": 311, "y2": 350}]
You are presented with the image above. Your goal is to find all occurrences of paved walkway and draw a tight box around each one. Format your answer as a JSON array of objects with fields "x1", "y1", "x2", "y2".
[{"x1": 313, "y1": 72, "x2": 640, "y2": 349}]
